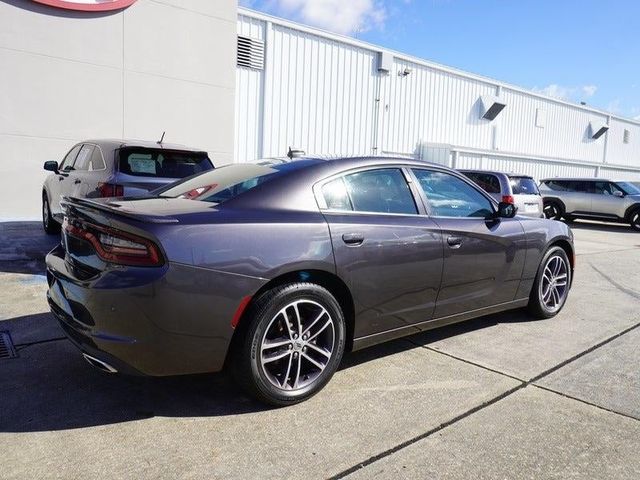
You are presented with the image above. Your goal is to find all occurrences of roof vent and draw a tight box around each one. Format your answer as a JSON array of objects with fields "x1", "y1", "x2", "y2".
[
  {"x1": 237, "y1": 35, "x2": 265, "y2": 70},
  {"x1": 480, "y1": 95, "x2": 507, "y2": 121},
  {"x1": 590, "y1": 121, "x2": 609, "y2": 140}
]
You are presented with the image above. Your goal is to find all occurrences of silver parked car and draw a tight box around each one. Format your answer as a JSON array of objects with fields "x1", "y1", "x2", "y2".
[
  {"x1": 540, "y1": 178, "x2": 640, "y2": 231},
  {"x1": 42, "y1": 139, "x2": 214, "y2": 234},
  {"x1": 459, "y1": 170, "x2": 544, "y2": 218}
]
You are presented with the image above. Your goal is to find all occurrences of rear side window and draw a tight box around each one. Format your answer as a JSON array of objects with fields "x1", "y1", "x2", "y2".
[
  {"x1": 543, "y1": 180, "x2": 585, "y2": 192},
  {"x1": 463, "y1": 172, "x2": 501, "y2": 194},
  {"x1": 509, "y1": 177, "x2": 539, "y2": 195},
  {"x1": 322, "y1": 178, "x2": 352, "y2": 210},
  {"x1": 89, "y1": 147, "x2": 106, "y2": 171},
  {"x1": 118, "y1": 148, "x2": 212, "y2": 179},
  {"x1": 343, "y1": 169, "x2": 417, "y2": 215}
]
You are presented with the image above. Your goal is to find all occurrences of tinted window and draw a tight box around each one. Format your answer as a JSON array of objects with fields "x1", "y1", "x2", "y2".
[
  {"x1": 544, "y1": 180, "x2": 586, "y2": 192},
  {"x1": 343, "y1": 169, "x2": 417, "y2": 215},
  {"x1": 509, "y1": 177, "x2": 539, "y2": 195},
  {"x1": 322, "y1": 178, "x2": 352, "y2": 210},
  {"x1": 413, "y1": 169, "x2": 494, "y2": 218},
  {"x1": 119, "y1": 148, "x2": 213, "y2": 178},
  {"x1": 463, "y1": 172, "x2": 501, "y2": 194},
  {"x1": 73, "y1": 145, "x2": 94, "y2": 171},
  {"x1": 60, "y1": 145, "x2": 82, "y2": 171},
  {"x1": 159, "y1": 162, "x2": 298, "y2": 204}
]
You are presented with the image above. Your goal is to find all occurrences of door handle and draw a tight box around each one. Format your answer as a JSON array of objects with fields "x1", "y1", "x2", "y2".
[
  {"x1": 342, "y1": 233, "x2": 364, "y2": 246},
  {"x1": 447, "y1": 236, "x2": 463, "y2": 248},
  {"x1": 74, "y1": 179, "x2": 81, "y2": 184}
]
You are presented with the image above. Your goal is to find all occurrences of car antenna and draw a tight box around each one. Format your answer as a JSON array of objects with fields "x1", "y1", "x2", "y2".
[{"x1": 157, "y1": 131, "x2": 166, "y2": 145}]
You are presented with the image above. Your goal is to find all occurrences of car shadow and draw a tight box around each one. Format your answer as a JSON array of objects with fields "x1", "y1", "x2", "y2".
[
  {"x1": 0, "y1": 221, "x2": 58, "y2": 275},
  {"x1": 0, "y1": 308, "x2": 534, "y2": 433}
]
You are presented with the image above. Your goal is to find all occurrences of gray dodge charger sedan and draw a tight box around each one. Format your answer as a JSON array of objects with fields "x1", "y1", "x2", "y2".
[{"x1": 46, "y1": 156, "x2": 574, "y2": 406}]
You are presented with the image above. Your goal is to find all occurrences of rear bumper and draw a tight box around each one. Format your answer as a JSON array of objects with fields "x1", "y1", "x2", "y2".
[{"x1": 45, "y1": 244, "x2": 266, "y2": 376}]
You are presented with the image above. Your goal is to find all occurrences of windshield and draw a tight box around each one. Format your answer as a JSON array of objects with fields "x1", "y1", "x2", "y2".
[
  {"x1": 617, "y1": 182, "x2": 640, "y2": 195},
  {"x1": 157, "y1": 162, "x2": 299, "y2": 204},
  {"x1": 118, "y1": 147, "x2": 213, "y2": 179},
  {"x1": 509, "y1": 177, "x2": 540, "y2": 195}
]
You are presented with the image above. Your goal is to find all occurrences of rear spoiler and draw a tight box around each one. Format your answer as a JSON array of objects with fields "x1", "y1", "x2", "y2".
[{"x1": 61, "y1": 197, "x2": 179, "y2": 224}]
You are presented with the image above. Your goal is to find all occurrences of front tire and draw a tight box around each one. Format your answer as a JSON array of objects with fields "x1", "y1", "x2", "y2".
[
  {"x1": 232, "y1": 283, "x2": 346, "y2": 406},
  {"x1": 528, "y1": 246, "x2": 571, "y2": 319},
  {"x1": 629, "y1": 209, "x2": 640, "y2": 232},
  {"x1": 543, "y1": 201, "x2": 563, "y2": 220},
  {"x1": 42, "y1": 194, "x2": 60, "y2": 235}
]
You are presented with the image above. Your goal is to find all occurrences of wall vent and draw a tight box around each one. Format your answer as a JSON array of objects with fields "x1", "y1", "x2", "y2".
[
  {"x1": 589, "y1": 121, "x2": 609, "y2": 140},
  {"x1": 237, "y1": 35, "x2": 265, "y2": 70},
  {"x1": 480, "y1": 95, "x2": 507, "y2": 121},
  {"x1": 623, "y1": 129, "x2": 631, "y2": 144}
]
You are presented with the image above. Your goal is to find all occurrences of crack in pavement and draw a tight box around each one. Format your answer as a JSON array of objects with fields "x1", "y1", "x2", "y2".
[
  {"x1": 330, "y1": 320, "x2": 640, "y2": 479},
  {"x1": 589, "y1": 262, "x2": 640, "y2": 301}
]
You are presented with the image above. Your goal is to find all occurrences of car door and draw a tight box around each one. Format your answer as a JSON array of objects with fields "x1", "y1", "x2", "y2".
[
  {"x1": 316, "y1": 167, "x2": 444, "y2": 339},
  {"x1": 591, "y1": 181, "x2": 626, "y2": 217},
  {"x1": 49, "y1": 144, "x2": 82, "y2": 217},
  {"x1": 410, "y1": 168, "x2": 527, "y2": 318}
]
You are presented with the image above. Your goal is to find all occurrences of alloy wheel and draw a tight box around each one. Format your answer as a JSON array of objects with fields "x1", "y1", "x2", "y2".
[
  {"x1": 260, "y1": 299, "x2": 335, "y2": 391},
  {"x1": 631, "y1": 211, "x2": 640, "y2": 230},
  {"x1": 539, "y1": 254, "x2": 569, "y2": 312}
]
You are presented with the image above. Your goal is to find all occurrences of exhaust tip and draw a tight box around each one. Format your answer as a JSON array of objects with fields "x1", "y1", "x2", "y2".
[{"x1": 82, "y1": 353, "x2": 118, "y2": 373}]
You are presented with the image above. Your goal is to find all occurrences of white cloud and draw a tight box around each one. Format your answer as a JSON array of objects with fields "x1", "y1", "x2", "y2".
[
  {"x1": 255, "y1": 0, "x2": 386, "y2": 35},
  {"x1": 532, "y1": 83, "x2": 597, "y2": 102}
]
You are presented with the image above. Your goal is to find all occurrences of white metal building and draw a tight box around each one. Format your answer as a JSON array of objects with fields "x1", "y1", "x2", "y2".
[{"x1": 236, "y1": 8, "x2": 640, "y2": 182}]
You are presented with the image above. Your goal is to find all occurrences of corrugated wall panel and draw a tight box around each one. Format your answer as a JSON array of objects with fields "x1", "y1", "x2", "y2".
[
  {"x1": 499, "y1": 89, "x2": 607, "y2": 164},
  {"x1": 599, "y1": 167, "x2": 640, "y2": 181},
  {"x1": 606, "y1": 118, "x2": 640, "y2": 167},
  {"x1": 235, "y1": 15, "x2": 265, "y2": 162},
  {"x1": 380, "y1": 59, "x2": 496, "y2": 155},
  {"x1": 261, "y1": 25, "x2": 378, "y2": 158}
]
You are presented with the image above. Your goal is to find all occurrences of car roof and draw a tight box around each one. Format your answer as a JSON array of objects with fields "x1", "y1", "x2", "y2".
[
  {"x1": 81, "y1": 139, "x2": 207, "y2": 153},
  {"x1": 540, "y1": 177, "x2": 614, "y2": 182},
  {"x1": 458, "y1": 169, "x2": 534, "y2": 179}
]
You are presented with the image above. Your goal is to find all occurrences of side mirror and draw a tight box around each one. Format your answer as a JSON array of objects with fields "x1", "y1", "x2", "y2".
[
  {"x1": 496, "y1": 201, "x2": 517, "y2": 219},
  {"x1": 613, "y1": 190, "x2": 624, "y2": 198},
  {"x1": 44, "y1": 161, "x2": 59, "y2": 173}
]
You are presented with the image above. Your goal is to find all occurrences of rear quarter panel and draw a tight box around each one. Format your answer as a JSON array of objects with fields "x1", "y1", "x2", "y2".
[{"x1": 515, "y1": 217, "x2": 574, "y2": 298}]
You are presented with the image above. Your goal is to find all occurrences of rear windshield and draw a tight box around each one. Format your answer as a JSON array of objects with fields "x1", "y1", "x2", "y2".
[
  {"x1": 157, "y1": 161, "x2": 307, "y2": 204},
  {"x1": 118, "y1": 148, "x2": 213, "y2": 179},
  {"x1": 509, "y1": 177, "x2": 539, "y2": 195}
]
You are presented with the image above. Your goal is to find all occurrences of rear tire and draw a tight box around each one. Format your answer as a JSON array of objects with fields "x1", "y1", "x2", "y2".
[
  {"x1": 629, "y1": 209, "x2": 640, "y2": 232},
  {"x1": 231, "y1": 283, "x2": 346, "y2": 406},
  {"x1": 528, "y1": 246, "x2": 571, "y2": 319},
  {"x1": 563, "y1": 214, "x2": 575, "y2": 224},
  {"x1": 42, "y1": 194, "x2": 60, "y2": 235},
  {"x1": 543, "y1": 201, "x2": 563, "y2": 220}
]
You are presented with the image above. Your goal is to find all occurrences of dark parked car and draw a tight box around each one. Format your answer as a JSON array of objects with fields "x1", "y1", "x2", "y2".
[
  {"x1": 42, "y1": 139, "x2": 214, "y2": 234},
  {"x1": 46, "y1": 157, "x2": 574, "y2": 406}
]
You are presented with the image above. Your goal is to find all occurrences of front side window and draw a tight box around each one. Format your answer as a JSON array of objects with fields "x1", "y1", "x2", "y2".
[
  {"x1": 59, "y1": 145, "x2": 82, "y2": 171},
  {"x1": 594, "y1": 181, "x2": 623, "y2": 196},
  {"x1": 342, "y1": 168, "x2": 417, "y2": 215},
  {"x1": 413, "y1": 169, "x2": 494, "y2": 218}
]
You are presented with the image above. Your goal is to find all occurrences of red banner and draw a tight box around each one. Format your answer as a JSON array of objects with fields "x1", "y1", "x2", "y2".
[{"x1": 32, "y1": 1, "x2": 137, "y2": 12}]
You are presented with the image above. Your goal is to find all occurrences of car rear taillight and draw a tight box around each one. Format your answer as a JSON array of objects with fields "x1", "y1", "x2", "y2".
[
  {"x1": 98, "y1": 183, "x2": 124, "y2": 198},
  {"x1": 64, "y1": 221, "x2": 163, "y2": 266},
  {"x1": 502, "y1": 195, "x2": 515, "y2": 204}
]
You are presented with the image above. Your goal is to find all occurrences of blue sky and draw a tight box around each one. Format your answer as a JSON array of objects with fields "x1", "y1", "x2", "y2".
[{"x1": 240, "y1": 0, "x2": 640, "y2": 120}]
